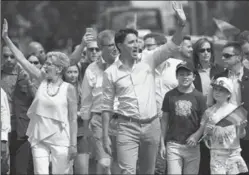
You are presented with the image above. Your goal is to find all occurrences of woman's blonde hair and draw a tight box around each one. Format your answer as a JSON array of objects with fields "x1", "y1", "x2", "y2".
[{"x1": 46, "y1": 51, "x2": 70, "y2": 73}]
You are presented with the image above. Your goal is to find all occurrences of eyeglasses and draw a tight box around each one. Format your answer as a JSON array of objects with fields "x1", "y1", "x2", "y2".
[
  {"x1": 29, "y1": 61, "x2": 40, "y2": 65},
  {"x1": 222, "y1": 53, "x2": 237, "y2": 59},
  {"x1": 102, "y1": 43, "x2": 115, "y2": 48},
  {"x1": 88, "y1": 47, "x2": 100, "y2": 52},
  {"x1": 199, "y1": 48, "x2": 211, "y2": 53},
  {"x1": 3, "y1": 54, "x2": 15, "y2": 59}
]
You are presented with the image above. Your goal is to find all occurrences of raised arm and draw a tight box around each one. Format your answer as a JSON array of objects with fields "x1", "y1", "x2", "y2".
[
  {"x1": 144, "y1": 1, "x2": 186, "y2": 69},
  {"x1": 2, "y1": 19, "x2": 43, "y2": 81},
  {"x1": 70, "y1": 30, "x2": 96, "y2": 65}
]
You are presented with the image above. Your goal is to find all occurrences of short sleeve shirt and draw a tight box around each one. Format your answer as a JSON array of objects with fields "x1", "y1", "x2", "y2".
[{"x1": 162, "y1": 88, "x2": 207, "y2": 144}]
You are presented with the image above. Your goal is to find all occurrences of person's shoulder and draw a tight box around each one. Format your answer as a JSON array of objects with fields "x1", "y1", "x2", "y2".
[
  {"x1": 166, "y1": 88, "x2": 178, "y2": 96},
  {"x1": 105, "y1": 60, "x2": 120, "y2": 74},
  {"x1": 192, "y1": 89, "x2": 206, "y2": 100}
]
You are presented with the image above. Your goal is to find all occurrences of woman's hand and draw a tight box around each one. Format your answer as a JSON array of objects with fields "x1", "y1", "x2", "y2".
[
  {"x1": 68, "y1": 145, "x2": 77, "y2": 161},
  {"x1": 2, "y1": 19, "x2": 8, "y2": 39}
]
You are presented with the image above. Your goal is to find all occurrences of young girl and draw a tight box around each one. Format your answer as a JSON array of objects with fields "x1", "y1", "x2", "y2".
[
  {"x1": 198, "y1": 77, "x2": 248, "y2": 175},
  {"x1": 63, "y1": 64, "x2": 91, "y2": 174}
]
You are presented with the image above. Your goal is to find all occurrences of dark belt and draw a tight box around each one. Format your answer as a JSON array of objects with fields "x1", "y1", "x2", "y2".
[
  {"x1": 118, "y1": 114, "x2": 158, "y2": 124},
  {"x1": 92, "y1": 112, "x2": 118, "y2": 119}
]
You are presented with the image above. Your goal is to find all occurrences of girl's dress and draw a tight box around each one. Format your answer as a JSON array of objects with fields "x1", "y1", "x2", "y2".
[{"x1": 201, "y1": 103, "x2": 248, "y2": 175}]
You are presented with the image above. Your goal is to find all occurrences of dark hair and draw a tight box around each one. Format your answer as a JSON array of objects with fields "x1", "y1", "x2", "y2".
[
  {"x1": 183, "y1": 35, "x2": 191, "y2": 41},
  {"x1": 62, "y1": 64, "x2": 82, "y2": 109},
  {"x1": 193, "y1": 38, "x2": 215, "y2": 69},
  {"x1": 115, "y1": 28, "x2": 138, "y2": 52},
  {"x1": 223, "y1": 41, "x2": 242, "y2": 55},
  {"x1": 143, "y1": 32, "x2": 167, "y2": 46},
  {"x1": 238, "y1": 30, "x2": 249, "y2": 45}
]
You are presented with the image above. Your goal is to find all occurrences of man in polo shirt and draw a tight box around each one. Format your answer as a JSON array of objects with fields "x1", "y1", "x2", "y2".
[{"x1": 101, "y1": 2, "x2": 186, "y2": 174}]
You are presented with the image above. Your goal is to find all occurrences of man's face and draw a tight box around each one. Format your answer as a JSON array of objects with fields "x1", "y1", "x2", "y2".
[
  {"x1": 242, "y1": 42, "x2": 249, "y2": 61},
  {"x1": 29, "y1": 43, "x2": 46, "y2": 64},
  {"x1": 101, "y1": 37, "x2": 118, "y2": 64},
  {"x1": 176, "y1": 68, "x2": 195, "y2": 88},
  {"x1": 2, "y1": 46, "x2": 17, "y2": 69},
  {"x1": 86, "y1": 41, "x2": 101, "y2": 62},
  {"x1": 119, "y1": 33, "x2": 139, "y2": 60},
  {"x1": 180, "y1": 39, "x2": 193, "y2": 59},
  {"x1": 144, "y1": 37, "x2": 157, "y2": 51},
  {"x1": 222, "y1": 46, "x2": 241, "y2": 69}
]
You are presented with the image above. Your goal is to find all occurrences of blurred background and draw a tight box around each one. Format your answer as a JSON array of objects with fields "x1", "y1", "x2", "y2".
[{"x1": 1, "y1": 1, "x2": 249, "y2": 55}]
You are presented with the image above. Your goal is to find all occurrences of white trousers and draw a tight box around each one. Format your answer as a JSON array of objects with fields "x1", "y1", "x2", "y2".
[{"x1": 31, "y1": 141, "x2": 70, "y2": 174}]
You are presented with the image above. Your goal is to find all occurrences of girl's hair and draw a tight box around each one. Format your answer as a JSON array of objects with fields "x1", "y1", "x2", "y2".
[
  {"x1": 62, "y1": 64, "x2": 82, "y2": 109},
  {"x1": 193, "y1": 38, "x2": 215, "y2": 69}
]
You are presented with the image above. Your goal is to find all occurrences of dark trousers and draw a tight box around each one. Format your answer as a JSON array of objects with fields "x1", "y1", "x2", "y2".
[
  {"x1": 9, "y1": 131, "x2": 33, "y2": 175},
  {"x1": 198, "y1": 141, "x2": 210, "y2": 175},
  {"x1": 239, "y1": 140, "x2": 249, "y2": 175}
]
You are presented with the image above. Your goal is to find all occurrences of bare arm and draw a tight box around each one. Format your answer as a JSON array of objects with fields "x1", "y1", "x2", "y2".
[
  {"x1": 67, "y1": 84, "x2": 78, "y2": 146},
  {"x1": 70, "y1": 42, "x2": 86, "y2": 66},
  {"x1": 2, "y1": 19, "x2": 43, "y2": 81},
  {"x1": 144, "y1": 2, "x2": 186, "y2": 69},
  {"x1": 160, "y1": 112, "x2": 169, "y2": 147},
  {"x1": 70, "y1": 31, "x2": 95, "y2": 65}
]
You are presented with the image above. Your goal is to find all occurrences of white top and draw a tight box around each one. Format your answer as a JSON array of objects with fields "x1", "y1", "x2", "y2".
[
  {"x1": 26, "y1": 81, "x2": 70, "y2": 146},
  {"x1": 155, "y1": 58, "x2": 183, "y2": 117},
  {"x1": 1, "y1": 88, "x2": 11, "y2": 141}
]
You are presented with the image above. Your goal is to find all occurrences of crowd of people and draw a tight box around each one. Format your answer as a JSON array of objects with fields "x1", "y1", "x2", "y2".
[{"x1": 1, "y1": 1, "x2": 249, "y2": 175}]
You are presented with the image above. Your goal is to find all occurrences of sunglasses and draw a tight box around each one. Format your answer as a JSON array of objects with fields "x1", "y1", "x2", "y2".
[
  {"x1": 29, "y1": 61, "x2": 40, "y2": 65},
  {"x1": 88, "y1": 47, "x2": 100, "y2": 52},
  {"x1": 3, "y1": 54, "x2": 15, "y2": 59},
  {"x1": 199, "y1": 48, "x2": 211, "y2": 53},
  {"x1": 222, "y1": 53, "x2": 236, "y2": 59}
]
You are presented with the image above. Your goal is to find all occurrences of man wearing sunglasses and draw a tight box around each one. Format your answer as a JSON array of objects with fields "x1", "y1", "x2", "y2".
[
  {"x1": 213, "y1": 41, "x2": 249, "y2": 171},
  {"x1": 1, "y1": 43, "x2": 34, "y2": 174},
  {"x1": 86, "y1": 41, "x2": 101, "y2": 62}
]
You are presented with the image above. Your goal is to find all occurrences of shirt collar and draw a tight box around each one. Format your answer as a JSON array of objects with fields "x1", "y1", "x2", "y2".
[{"x1": 228, "y1": 66, "x2": 244, "y2": 80}]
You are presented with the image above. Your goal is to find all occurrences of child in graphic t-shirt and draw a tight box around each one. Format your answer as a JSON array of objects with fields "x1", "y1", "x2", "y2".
[
  {"x1": 197, "y1": 77, "x2": 248, "y2": 175},
  {"x1": 160, "y1": 61, "x2": 207, "y2": 174}
]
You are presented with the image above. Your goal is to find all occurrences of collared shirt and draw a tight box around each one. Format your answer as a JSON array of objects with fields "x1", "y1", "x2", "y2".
[
  {"x1": 155, "y1": 58, "x2": 183, "y2": 117},
  {"x1": 80, "y1": 58, "x2": 119, "y2": 120},
  {"x1": 1, "y1": 88, "x2": 11, "y2": 141},
  {"x1": 102, "y1": 40, "x2": 179, "y2": 119},
  {"x1": 228, "y1": 68, "x2": 244, "y2": 106},
  {"x1": 1, "y1": 64, "x2": 34, "y2": 133},
  {"x1": 198, "y1": 68, "x2": 211, "y2": 97}
]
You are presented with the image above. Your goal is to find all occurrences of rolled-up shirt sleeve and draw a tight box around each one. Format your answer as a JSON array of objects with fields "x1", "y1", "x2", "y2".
[
  {"x1": 144, "y1": 40, "x2": 180, "y2": 70},
  {"x1": 1, "y1": 89, "x2": 11, "y2": 141},
  {"x1": 102, "y1": 71, "x2": 115, "y2": 112},
  {"x1": 80, "y1": 69, "x2": 93, "y2": 120}
]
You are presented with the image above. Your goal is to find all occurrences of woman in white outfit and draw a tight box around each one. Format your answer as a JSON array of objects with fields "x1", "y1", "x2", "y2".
[{"x1": 2, "y1": 19, "x2": 78, "y2": 174}]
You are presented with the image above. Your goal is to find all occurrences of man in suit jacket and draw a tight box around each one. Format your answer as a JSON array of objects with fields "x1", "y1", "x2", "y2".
[{"x1": 213, "y1": 41, "x2": 249, "y2": 171}]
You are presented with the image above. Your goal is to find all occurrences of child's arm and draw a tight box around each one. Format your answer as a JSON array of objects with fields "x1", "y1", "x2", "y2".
[
  {"x1": 238, "y1": 120, "x2": 247, "y2": 138},
  {"x1": 160, "y1": 112, "x2": 169, "y2": 147},
  {"x1": 159, "y1": 112, "x2": 169, "y2": 159}
]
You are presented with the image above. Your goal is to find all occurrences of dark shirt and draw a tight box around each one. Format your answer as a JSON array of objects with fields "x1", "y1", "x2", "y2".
[
  {"x1": 162, "y1": 88, "x2": 207, "y2": 144},
  {"x1": 1, "y1": 64, "x2": 34, "y2": 138}
]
